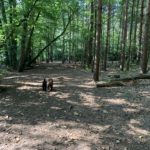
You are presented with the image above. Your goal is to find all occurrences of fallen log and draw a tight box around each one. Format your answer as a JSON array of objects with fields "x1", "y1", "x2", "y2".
[
  {"x1": 96, "y1": 81, "x2": 124, "y2": 87},
  {"x1": 111, "y1": 74, "x2": 150, "y2": 82},
  {"x1": 96, "y1": 74, "x2": 150, "y2": 87}
]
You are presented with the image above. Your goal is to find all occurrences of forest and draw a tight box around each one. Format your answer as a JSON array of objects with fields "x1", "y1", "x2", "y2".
[
  {"x1": 0, "y1": 0, "x2": 149, "y2": 76},
  {"x1": 0, "y1": 0, "x2": 150, "y2": 149}
]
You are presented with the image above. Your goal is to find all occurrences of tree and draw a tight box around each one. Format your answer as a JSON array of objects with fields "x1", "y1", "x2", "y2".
[
  {"x1": 103, "y1": 0, "x2": 111, "y2": 71},
  {"x1": 138, "y1": 0, "x2": 145, "y2": 64},
  {"x1": 88, "y1": 0, "x2": 94, "y2": 68},
  {"x1": 120, "y1": 0, "x2": 129, "y2": 71},
  {"x1": 141, "y1": 0, "x2": 150, "y2": 74},
  {"x1": 126, "y1": 0, "x2": 135, "y2": 71},
  {"x1": 93, "y1": 0, "x2": 102, "y2": 81}
]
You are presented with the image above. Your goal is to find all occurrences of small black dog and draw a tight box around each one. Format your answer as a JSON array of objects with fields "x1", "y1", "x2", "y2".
[{"x1": 42, "y1": 78, "x2": 47, "y2": 91}]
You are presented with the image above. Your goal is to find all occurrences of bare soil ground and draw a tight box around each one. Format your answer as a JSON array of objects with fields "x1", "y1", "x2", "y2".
[{"x1": 0, "y1": 63, "x2": 150, "y2": 150}]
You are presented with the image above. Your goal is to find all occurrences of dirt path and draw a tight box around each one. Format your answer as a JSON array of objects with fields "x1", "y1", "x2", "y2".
[{"x1": 0, "y1": 63, "x2": 150, "y2": 150}]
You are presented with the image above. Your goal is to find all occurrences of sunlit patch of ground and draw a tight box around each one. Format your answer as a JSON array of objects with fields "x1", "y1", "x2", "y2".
[
  {"x1": 0, "y1": 63, "x2": 150, "y2": 150},
  {"x1": 104, "y1": 98, "x2": 129, "y2": 105},
  {"x1": 127, "y1": 124, "x2": 150, "y2": 136}
]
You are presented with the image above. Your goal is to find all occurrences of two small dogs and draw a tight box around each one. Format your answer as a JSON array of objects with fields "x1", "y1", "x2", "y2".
[{"x1": 42, "y1": 78, "x2": 53, "y2": 91}]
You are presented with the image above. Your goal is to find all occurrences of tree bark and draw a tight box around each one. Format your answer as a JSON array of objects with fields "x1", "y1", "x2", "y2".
[
  {"x1": 132, "y1": 0, "x2": 139, "y2": 63},
  {"x1": 141, "y1": 0, "x2": 150, "y2": 74},
  {"x1": 88, "y1": 0, "x2": 94, "y2": 67},
  {"x1": 91, "y1": 0, "x2": 97, "y2": 72},
  {"x1": 104, "y1": 0, "x2": 111, "y2": 71},
  {"x1": 0, "y1": 0, "x2": 9, "y2": 65},
  {"x1": 18, "y1": 17, "x2": 28, "y2": 72},
  {"x1": 93, "y1": 0, "x2": 102, "y2": 81},
  {"x1": 62, "y1": 14, "x2": 66, "y2": 64},
  {"x1": 8, "y1": 0, "x2": 18, "y2": 69},
  {"x1": 120, "y1": 0, "x2": 129, "y2": 71},
  {"x1": 137, "y1": 0, "x2": 145, "y2": 64},
  {"x1": 126, "y1": 0, "x2": 135, "y2": 71},
  {"x1": 26, "y1": 11, "x2": 40, "y2": 65}
]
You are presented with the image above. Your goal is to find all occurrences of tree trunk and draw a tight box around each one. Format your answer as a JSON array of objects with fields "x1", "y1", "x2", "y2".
[
  {"x1": 88, "y1": 0, "x2": 94, "y2": 68},
  {"x1": 116, "y1": 14, "x2": 122, "y2": 59},
  {"x1": 62, "y1": 14, "x2": 66, "y2": 64},
  {"x1": 132, "y1": 0, "x2": 139, "y2": 63},
  {"x1": 0, "y1": 0, "x2": 10, "y2": 65},
  {"x1": 104, "y1": 0, "x2": 111, "y2": 71},
  {"x1": 141, "y1": 0, "x2": 150, "y2": 74},
  {"x1": 91, "y1": 0, "x2": 97, "y2": 72},
  {"x1": 126, "y1": 0, "x2": 135, "y2": 71},
  {"x1": 62, "y1": 34, "x2": 65, "y2": 64},
  {"x1": 93, "y1": 0, "x2": 102, "y2": 81},
  {"x1": 138, "y1": 0, "x2": 145, "y2": 64},
  {"x1": 120, "y1": 0, "x2": 129, "y2": 71},
  {"x1": 9, "y1": 0, "x2": 18, "y2": 69},
  {"x1": 26, "y1": 11, "x2": 40, "y2": 65},
  {"x1": 18, "y1": 17, "x2": 28, "y2": 72}
]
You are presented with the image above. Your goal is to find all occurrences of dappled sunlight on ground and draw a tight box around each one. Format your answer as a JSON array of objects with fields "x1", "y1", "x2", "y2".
[
  {"x1": 79, "y1": 93, "x2": 100, "y2": 107},
  {"x1": 4, "y1": 75, "x2": 29, "y2": 79},
  {"x1": 0, "y1": 63, "x2": 150, "y2": 149},
  {"x1": 17, "y1": 85, "x2": 40, "y2": 90},
  {"x1": 103, "y1": 98, "x2": 129, "y2": 105},
  {"x1": 52, "y1": 92, "x2": 70, "y2": 99},
  {"x1": 127, "y1": 124, "x2": 150, "y2": 136},
  {"x1": 16, "y1": 81, "x2": 41, "y2": 86},
  {"x1": 123, "y1": 108, "x2": 140, "y2": 113},
  {"x1": 140, "y1": 91, "x2": 150, "y2": 98}
]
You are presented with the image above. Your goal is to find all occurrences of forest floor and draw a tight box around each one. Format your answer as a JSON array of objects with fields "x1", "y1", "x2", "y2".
[{"x1": 0, "y1": 62, "x2": 150, "y2": 150}]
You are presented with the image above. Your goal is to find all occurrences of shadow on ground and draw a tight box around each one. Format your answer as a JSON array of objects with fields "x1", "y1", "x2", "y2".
[{"x1": 0, "y1": 63, "x2": 150, "y2": 150}]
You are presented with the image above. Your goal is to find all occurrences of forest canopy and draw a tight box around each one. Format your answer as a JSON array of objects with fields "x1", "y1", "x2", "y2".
[{"x1": 0, "y1": 0, "x2": 150, "y2": 79}]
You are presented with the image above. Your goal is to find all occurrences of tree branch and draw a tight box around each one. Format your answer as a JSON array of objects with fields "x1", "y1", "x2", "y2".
[
  {"x1": 28, "y1": 11, "x2": 74, "y2": 65},
  {"x1": 2, "y1": 0, "x2": 39, "y2": 43}
]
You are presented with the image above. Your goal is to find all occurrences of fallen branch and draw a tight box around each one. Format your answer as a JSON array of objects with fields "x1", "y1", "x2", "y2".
[
  {"x1": 111, "y1": 74, "x2": 150, "y2": 82},
  {"x1": 28, "y1": 10, "x2": 75, "y2": 66},
  {"x1": 96, "y1": 81, "x2": 124, "y2": 87},
  {"x1": 96, "y1": 74, "x2": 150, "y2": 87}
]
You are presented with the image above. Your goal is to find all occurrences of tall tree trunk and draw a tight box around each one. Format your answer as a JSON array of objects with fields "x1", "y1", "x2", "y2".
[
  {"x1": 104, "y1": 0, "x2": 111, "y2": 71},
  {"x1": 46, "y1": 35, "x2": 50, "y2": 63},
  {"x1": 112, "y1": 18, "x2": 115, "y2": 56},
  {"x1": 26, "y1": 11, "x2": 40, "y2": 65},
  {"x1": 9, "y1": 0, "x2": 17, "y2": 69},
  {"x1": 0, "y1": 0, "x2": 9, "y2": 65},
  {"x1": 92, "y1": 0, "x2": 97, "y2": 72},
  {"x1": 132, "y1": 0, "x2": 139, "y2": 63},
  {"x1": 116, "y1": 13, "x2": 122, "y2": 59},
  {"x1": 18, "y1": 17, "x2": 28, "y2": 72},
  {"x1": 62, "y1": 14, "x2": 66, "y2": 64},
  {"x1": 50, "y1": 45, "x2": 53, "y2": 62},
  {"x1": 141, "y1": 0, "x2": 150, "y2": 74},
  {"x1": 138, "y1": 0, "x2": 145, "y2": 64},
  {"x1": 120, "y1": 0, "x2": 129, "y2": 71},
  {"x1": 88, "y1": 0, "x2": 94, "y2": 68},
  {"x1": 62, "y1": 34, "x2": 65, "y2": 64},
  {"x1": 126, "y1": 0, "x2": 135, "y2": 71},
  {"x1": 50, "y1": 29, "x2": 56, "y2": 62},
  {"x1": 93, "y1": 0, "x2": 102, "y2": 81},
  {"x1": 75, "y1": 12, "x2": 79, "y2": 64}
]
